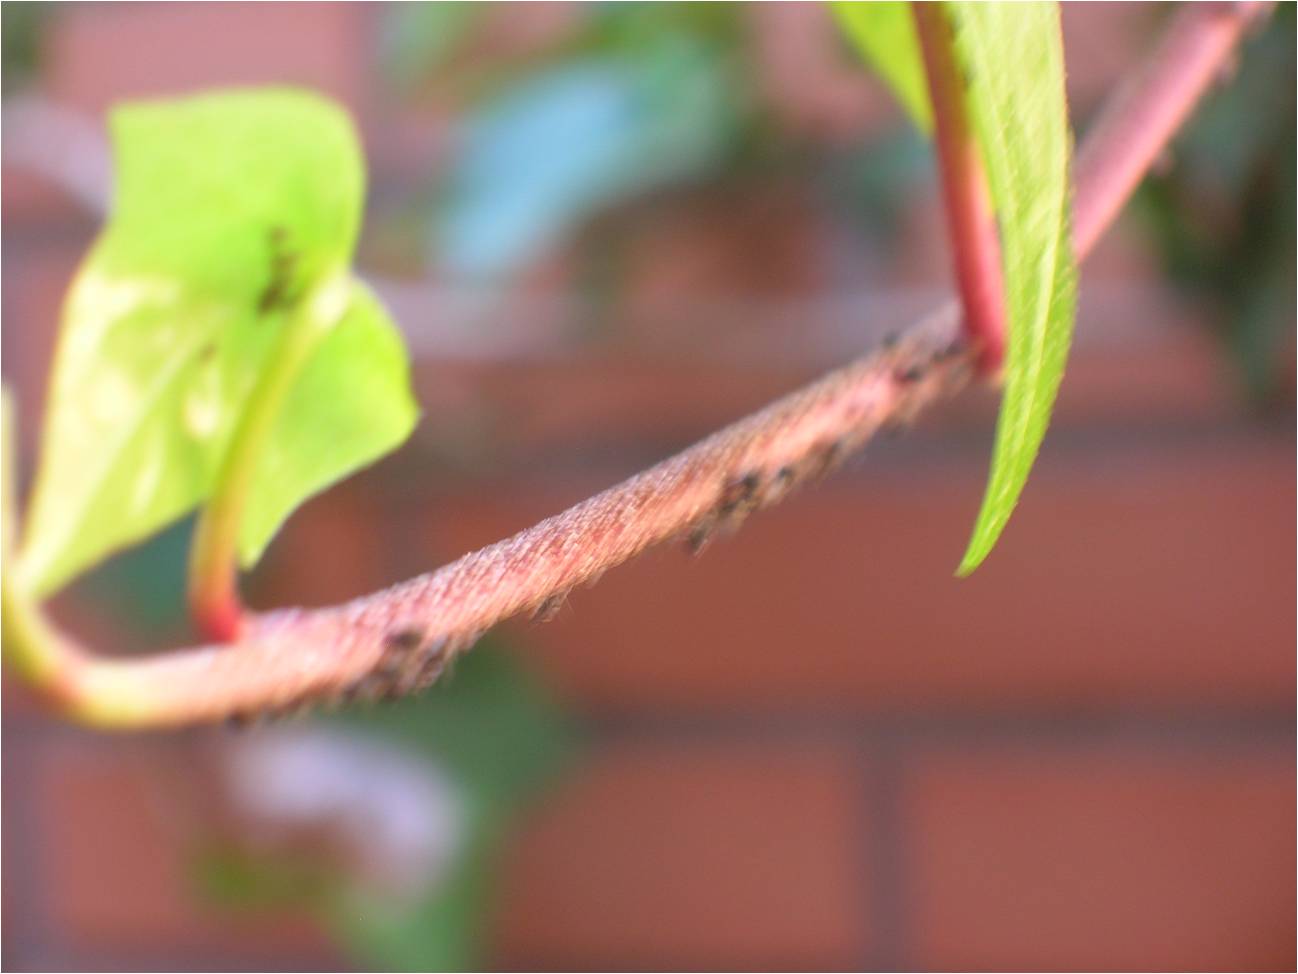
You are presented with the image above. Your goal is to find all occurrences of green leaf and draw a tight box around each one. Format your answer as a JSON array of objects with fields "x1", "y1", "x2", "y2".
[
  {"x1": 18, "y1": 88, "x2": 417, "y2": 595},
  {"x1": 948, "y1": 2, "x2": 1078, "y2": 575},
  {"x1": 239, "y1": 280, "x2": 416, "y2": 566},
  {"x1": 832, "y1": 1, "x2": 932, "y2": 132}
]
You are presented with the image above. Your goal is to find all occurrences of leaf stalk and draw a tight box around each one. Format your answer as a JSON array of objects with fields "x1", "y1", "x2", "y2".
[
  {"x1": 188, "y1": 272, "x2": 350, "y2": 640},
  {"x1": 912, "y1": 1, "x2": 1007, "y2": 375}
]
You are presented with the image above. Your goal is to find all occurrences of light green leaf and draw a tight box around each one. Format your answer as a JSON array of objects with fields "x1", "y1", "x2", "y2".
[
  {"x1": 949, "y1": 2, "x2": 1077, "y2": 574},
  {"x1": 18, "y1": 88, "x2": 417, "y2": 595},
  {"x1": 832, "y1": 1, "x2": 932, "y2": 132},
  {"x1": 239, "y1": 281, "x2": 416, "y2": 566}
]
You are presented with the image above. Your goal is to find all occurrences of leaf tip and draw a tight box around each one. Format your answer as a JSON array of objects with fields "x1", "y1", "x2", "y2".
[{"x1": 955, "y1": 543, "x2": 986, "y2": 578}]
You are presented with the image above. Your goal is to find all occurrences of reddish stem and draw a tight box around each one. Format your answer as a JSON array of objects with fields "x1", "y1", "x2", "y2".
[
  {"x1": 912, "y1": 1, "x2": 1007, "y2": 375},
  {"x1": 189, "y1": 577, "x2": 243, "y2": 643},
  {"x1": 1, "y1": 1, "x2": 1271, "y2": 727}
]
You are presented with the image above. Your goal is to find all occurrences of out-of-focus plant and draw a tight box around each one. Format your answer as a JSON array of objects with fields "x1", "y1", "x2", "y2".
[
  {"x1": 2, "y1": 0, "x2": 1272, "y2": 737},
  {"x1": 197, "y1": 640, "x2": 575, "y2": 971},
  {"x1": 0, "y1": 1, "x2": 49, "y2": 89},
  {"x1": 0, "y1": 3, "x2": 1281, "y2": 971},
  {"x1": 11, "y1": 91, "x2": 418, "y2": 643},
  {"x1": 435, "y1": 38, "x2": 737, "y2": 280},
  {"x1": 417, "y1": 4, "x2": 750, "y2": 281},
  {"x1": 1133, "y1": 3, "x2": 1295, "y2": 401}
]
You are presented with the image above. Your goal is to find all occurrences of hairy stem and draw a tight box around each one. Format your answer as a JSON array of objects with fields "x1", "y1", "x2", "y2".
[
  {"x1": 913, "y1": 1, "x2": 1007, "y2": 374},
  {"x1": 1, "y1": 1, "x2": 1270, "y2": 729}
]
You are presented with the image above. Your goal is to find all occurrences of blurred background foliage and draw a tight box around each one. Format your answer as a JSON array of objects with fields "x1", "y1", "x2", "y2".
[
  {"x1": 196, "y1": 642, "x2": 575, "y2": 971},
  {"x1": 1133, "y1": 1, "x2": 1295, "y2": 401},
  {"x1": 379, "y1": 1, "x2": 938, "y2": 289},
  {"x1": 374, "y1": 0, "x2": 1293, "y2": 399},
  {"x1": 2, "y1": 2, "x2": 1293, "y2": 970}
]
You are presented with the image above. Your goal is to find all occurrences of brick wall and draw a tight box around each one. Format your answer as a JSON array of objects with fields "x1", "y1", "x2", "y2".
[{"x1": 3, "y1": 4, "x2": 1294, "y2": 971}]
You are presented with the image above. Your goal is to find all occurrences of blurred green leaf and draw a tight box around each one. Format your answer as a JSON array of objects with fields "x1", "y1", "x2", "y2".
[
  {"x1": 334, "y1": 638, "x2": 576, "y2": 807},
  {"x1": 326, "y1": 644, "x2": 574, "y2": 970},
  {"x1": 381, "y1": 2, "x2": 484, "y2": 91},
  {"x1": 18, "y1": 88, "x2": 417, "y2": 595},
  {"x1": 238, "y1": 280, "x2": 417, "y2": 567},
  {"x1": 1, "y1": 2, "x2": 51, "y2": 89},
  {"x1": 1133, "y1": 6, "x2": 1295, "y2": 400},
  {"x1": 332, "y1": 831, "x2": 497, "y2": 973},
  {"x1": 951, "y1": 2, "x2": 1077, "y2": 575},
  {"x1": 832, "y1": 1, "x2": 932, "y2": 132},
  {"x1": 195, "y1": 844, "x2": 336, "y2": 912}
]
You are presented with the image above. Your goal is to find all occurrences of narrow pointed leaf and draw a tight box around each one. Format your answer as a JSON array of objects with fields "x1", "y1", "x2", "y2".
[
  {"x1": 832, "y1": 1, "x2": 932, "y2": 132},
  {"x1": 946, "y1": 2, "x2": 1078, "y2": 574}
]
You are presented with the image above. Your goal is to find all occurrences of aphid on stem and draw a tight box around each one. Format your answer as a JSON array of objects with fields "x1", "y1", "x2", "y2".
[{"x1": 531, "y1": 591, "x2": 568, "y2": 623}]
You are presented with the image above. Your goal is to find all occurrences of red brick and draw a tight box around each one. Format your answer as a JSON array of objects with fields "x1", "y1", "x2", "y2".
[
  {"x1": 2, "y1": 675, "x2": 46, "y2": 720},
  {"x1": 619, "y1": 186, "x2": 832, "y2": 323},
  {"x1": 45, "y1": 3, "x2": 368, "y2": 116},
  {"x1": 907, "y1": 745, "x2": 1295, "y2": 970},
  {"x1": 494, "y1": 741, "x2": 866, "y2": 967},
  {"x1": 35, "y1": 740, "x2": 340, "y2": 961},
  {"x1": 408, "y1": 284, "x2": 1242, "y2": 474},
  {"x1": 893, "y1": 191, "x2": 950, "y2": 290},
  {"x1": 430, "y1": 439, "x2": 1292, "y2": 713},
  {"x1": 751, "y1": 2, "x2": 900, "y2": 145},
  {"x1": 419, "y1": 355, "x2": 806, "y2": 463},
  {"x1": 251, "y1": 479, "x2": 398, "y2": 609},
  {"x1": 1051, "y1": 289, "x2": 1232, "y2": 423}
]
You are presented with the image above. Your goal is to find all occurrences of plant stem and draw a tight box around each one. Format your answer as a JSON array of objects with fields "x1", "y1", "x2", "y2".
[
  {"x1": 5, "y1": 311, "x2": 974, "y2": 727},
  {"x1": 0, "y1": 390, "x2": 63, "y2": 688},
  {"x1": 1, "y1": 1, "x2": 1270, "y2": 728},
  {"x1": 912, "y1": 1, "x2": 1007, "y2": 375},
  {"x1": 187, "y1": 273, "x2": 350, "y2": 641}
]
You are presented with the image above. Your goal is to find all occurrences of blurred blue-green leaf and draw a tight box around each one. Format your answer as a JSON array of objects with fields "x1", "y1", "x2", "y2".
[{"x1": 435, "y1": 38, "x2": 735, "y2": 279}]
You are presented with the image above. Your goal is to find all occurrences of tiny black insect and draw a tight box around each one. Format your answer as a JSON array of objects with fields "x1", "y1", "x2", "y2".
[
  {"x1": 936, "y1": 338, "x2": 968, "y2": 361},
  {"x1": 686, "y1": 520, "x2": 714, "y2": 556},
  {"x1": 257, "y1": 225, "x2": 302, "y2": 313},
  {"x1": 384, "y1": 627, "x2": 426, "y2": 653},
  {"x1": 532, "y1": 592, "x2": 568, "y2": 623},
  {"x1": 718, "y1": 471, "x2": 761, "y2": 517}
]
